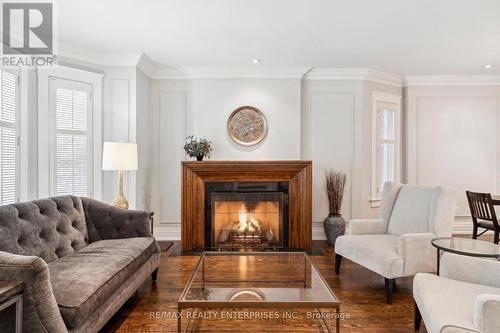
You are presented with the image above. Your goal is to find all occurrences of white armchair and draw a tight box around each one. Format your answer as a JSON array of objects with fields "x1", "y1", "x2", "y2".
[
  {"x1": 414, "y1": 253, "x2": 500, "y2": 333},
  {"x1": 334, "y1": 182, "x2": 458, "y2": 303}
]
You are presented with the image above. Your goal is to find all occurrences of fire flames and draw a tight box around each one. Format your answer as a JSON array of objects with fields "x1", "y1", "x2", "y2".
[
  {"x1": 215, "y1": 202, "x2": 277, "y2": 246},
  {"x1": 238, "y1": 207, "x2": 260, "y2": 232}
]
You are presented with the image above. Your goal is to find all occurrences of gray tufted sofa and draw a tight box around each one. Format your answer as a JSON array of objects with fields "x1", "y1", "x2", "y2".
[{"x1": 0, "y1": 196, "x2": 160, "y2": 333}]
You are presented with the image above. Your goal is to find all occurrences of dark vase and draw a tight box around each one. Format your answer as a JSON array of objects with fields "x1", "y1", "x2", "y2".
[
  {"x1": 324, "y1": 214, "x2": 346, "y2": 246},
  {"x1": 196, "y1": 154, "x2": 204, "y2": 161}
]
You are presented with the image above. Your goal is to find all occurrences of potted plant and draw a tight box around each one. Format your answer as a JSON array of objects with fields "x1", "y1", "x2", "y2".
[
  {"x1": 323, "y1": 169, "x2": 347, "y2": 246},
  {"x1": 184, "y1": 135, "x2": 213, "y2": 161}
]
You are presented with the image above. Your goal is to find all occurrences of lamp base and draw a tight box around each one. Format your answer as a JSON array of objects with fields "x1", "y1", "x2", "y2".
[
  {"x1": 113, "y1": 170, "x2": 129, "y2": 209},
  {"x1": 113, "y1": 192, "x2": 129, "y2": 209}
]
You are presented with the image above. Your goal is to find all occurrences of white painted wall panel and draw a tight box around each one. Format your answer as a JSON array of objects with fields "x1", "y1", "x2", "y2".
[
  {"x1": 191, "y1": 78, "x2": 302, "y2": 160},
  {"x1": 309, "y1": 92, "x2": 354, "y2": 222},
  {"x1": 158, "y1": 91, "x2": 186, "y2": 224},
  {"x1": 415, "y1": 96, "x2": 497, "y2": 216}
]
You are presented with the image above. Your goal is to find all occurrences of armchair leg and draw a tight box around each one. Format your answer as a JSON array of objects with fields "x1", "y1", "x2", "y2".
[
  {"x1": 335, "y1": 254, "x2": 342, "y2": 274},
  {"x1": 414, "y1": 300, "x2": 422, "y2": 330},
  {"x1": 384, "y1": 278, "x2": 394, "y2": 304},
  {"x1": 152, "y1": 268, "x2": 158, "y2": 282}
]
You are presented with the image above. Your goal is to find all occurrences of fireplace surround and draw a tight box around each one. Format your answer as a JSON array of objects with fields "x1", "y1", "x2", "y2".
[{"x1": 181, "y1": 160, "x2": 312, "y2": 252}]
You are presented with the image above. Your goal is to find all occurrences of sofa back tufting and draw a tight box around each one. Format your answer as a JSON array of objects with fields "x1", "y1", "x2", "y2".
[{"x1": 0, "y1": 196, "x2": 89, "y2": 263}]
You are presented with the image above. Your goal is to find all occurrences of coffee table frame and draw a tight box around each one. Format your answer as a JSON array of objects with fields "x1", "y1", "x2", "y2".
[{"x1": 177, "y1": 251, "x2": 340, "y2": 333}]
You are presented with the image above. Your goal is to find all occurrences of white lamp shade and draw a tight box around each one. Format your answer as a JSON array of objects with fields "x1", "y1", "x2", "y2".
[{"x1": 102, "y1": 142, "x2": 138, "y2": 171}]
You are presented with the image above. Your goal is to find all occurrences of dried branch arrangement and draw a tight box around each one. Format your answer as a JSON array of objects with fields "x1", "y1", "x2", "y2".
[{"x1": 324, "y1": 169, "x2": 346, "y2": 216}]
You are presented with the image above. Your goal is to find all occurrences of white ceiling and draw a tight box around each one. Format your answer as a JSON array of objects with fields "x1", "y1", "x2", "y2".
[{"x1": 58, "y1": 0, "x2": 500, "y2": 75}]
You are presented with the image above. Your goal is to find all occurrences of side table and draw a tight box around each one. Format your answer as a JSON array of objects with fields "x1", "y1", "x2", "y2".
[
  {"x1": 431, "y1": 237, "x2": 500, "y2": 275},
  {"x1": 0, "y1": 281, "x2": 24, "y2": 333}
]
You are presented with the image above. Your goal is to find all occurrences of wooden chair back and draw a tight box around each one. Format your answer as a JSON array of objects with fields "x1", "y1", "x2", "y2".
[{"x1": 466, "y1": 191, "x2": 498, "y2": 228}]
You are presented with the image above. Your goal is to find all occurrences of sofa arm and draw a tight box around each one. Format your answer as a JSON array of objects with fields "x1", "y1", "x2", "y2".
[
  {"x1": 473, "y1": 294, "x2": 500, "y2": 333},
  {"x1": 397, "y1": 233, "x2": 436, "y2": 275},
  {"x1": 348, "y1": 219, "x2": 387, "y2": 235},
  {"x1": 81, "y1": 197, "x2": 153, "y2": 242},
  {"x1": 0, "y1": 251, "x2": 68, "y2": 333},
  {"x1": 440, "y1": 253, "x2": 500, "y2": 288}
]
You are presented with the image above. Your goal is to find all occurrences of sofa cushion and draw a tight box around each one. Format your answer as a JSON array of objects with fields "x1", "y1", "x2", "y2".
[
  {"x1": 0, "y1": 196, "x2": 88, "y2": 263},
  {"x1": 387, "y1": 185, "x2": 435, "y2": 235},
  {"x1": 335, "y1": 234, "x2": 404, "y2": 278},
  {"x1": 48, "y1": 237, "x2": 157, "y2": 329},
  {"x1": 414, "y1": 273, "x2": 500, "y2": 333}
]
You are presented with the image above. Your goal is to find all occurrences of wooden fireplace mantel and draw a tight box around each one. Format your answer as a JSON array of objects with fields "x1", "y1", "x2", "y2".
[{"x1": 181, "y1": 160, "x2": 312, "y2": 252}]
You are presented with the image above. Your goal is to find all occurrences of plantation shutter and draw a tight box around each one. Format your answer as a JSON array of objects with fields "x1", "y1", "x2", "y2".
[
  {"x1": 52, "y1": 79, "x2": 92, "y2": 197},
  {"x1": 0, "y1": 70, "x2": 18, "y2": 205}
]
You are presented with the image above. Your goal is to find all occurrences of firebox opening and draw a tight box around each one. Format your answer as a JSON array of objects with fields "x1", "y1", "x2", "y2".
[
  {"x1": 205, "y1": 182, "x2": 289, "y2": 250},
  {"x1": 212, "y1": 198, "x2": 282, "y2": 248}
]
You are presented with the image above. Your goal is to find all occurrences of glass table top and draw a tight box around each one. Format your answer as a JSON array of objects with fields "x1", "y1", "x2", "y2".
[
  {"x1": 431, "y1": 237, "x2": 500, "y2": 258},
  {"x1": 178, "y1": 252, "x2": 338, "y2": 305}
]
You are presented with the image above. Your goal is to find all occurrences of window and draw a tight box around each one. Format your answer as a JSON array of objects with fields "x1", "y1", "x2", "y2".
[
  {"x1": 371, "y1": 92, "x2": 401, "y2": 206},
  {"x1": 0, "y1": 70, "x2": 19, "y2": 205},
  {"x1": 50, "y1": 78, "x2": 92, "y2": 197}
]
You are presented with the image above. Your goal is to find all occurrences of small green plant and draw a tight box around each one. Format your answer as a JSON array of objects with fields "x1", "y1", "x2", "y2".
[{"x1": 183, "y1": 136, "x2": 213, "y2": 160}]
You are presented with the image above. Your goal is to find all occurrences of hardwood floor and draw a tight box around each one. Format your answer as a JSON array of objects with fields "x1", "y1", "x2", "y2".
[{"x1": 101, "y1": 237, "x2": 492, "y2": 333}]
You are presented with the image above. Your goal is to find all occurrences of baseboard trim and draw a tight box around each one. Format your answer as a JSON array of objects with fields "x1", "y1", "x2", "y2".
[{"x1": 154, "y1": 225, "x2": 181, "y2": 240}]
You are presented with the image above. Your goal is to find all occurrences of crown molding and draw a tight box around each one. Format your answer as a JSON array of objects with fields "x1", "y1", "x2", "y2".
[
  {"x1": 404, "y1": 75, "x2": 500, "y2": 86},
  {"x1": 137, "y1": 53, "x2": 156, "y2": 78},
  {"x1": 185, "y1": 66, "x2": 311, "y2": 79},
  {"x1": 152, "y1": 67, "x2": 190, "y2": 79},
  {"x1": 57, "y1": 47, "x2": 312, "y2": 79},
  {"x1": 303, "y1": 68, "x2": 367, "y2": 80},
  {"x1": 304, "y1": 68, "x2": 403, "y2": 87},
  {"x1": 59, "y1": 43, "x2": 143, "y2": 67},
  {"x1": 365, "y1": 69, "x2": 404, "y2": 88}
]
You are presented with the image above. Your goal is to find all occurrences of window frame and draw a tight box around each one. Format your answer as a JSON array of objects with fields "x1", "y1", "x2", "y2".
[
  {"x1": 37, "y1": 66, "x2": 103, "y2": 200},
  {"x1": 370, "y1": 91, "x2": 402, "y2": 207},
  {"x1": 49, "y1": 77, "x2": 93, "y2": 197},
  {"x1": 0, "y1": 69, "x2": 20, "y2": 205}
]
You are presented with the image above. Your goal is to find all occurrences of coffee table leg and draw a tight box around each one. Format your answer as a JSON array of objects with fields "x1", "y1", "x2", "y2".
[
  {"x1": 177, "y1": 305, "x2": 181, "y2": 333},
  {"x1": 316, "y1": 307, "x2": 334, "y2": 333},
  {"x1": 336, "y1": 305, "x2": 340, "y2": 333}
]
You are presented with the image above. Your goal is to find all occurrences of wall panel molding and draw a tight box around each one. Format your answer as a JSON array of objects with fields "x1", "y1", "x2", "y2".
[
  {"x1": 302, "y1": 88, "x2": 355, "y2": 222},
  {"x1": 157, "y1": 90, "x2": 187, "y2": 225}
]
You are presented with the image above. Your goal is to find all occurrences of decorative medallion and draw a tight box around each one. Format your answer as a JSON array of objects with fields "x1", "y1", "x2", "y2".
[{"x1": 227, "y1": 106, "x2": 267, "y2": 146}]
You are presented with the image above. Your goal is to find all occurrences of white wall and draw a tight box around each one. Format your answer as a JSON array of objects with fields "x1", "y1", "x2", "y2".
[
  {"x1": 148, "y1": 77, "x2": 403, "y2": 240},
  {"x1": 192, "y1": 79, "x2": 302, "y2": 160},
  {"x1": 301, "y1": 80, "x2": 361, "y2": 238},
  {"x1": 149, "y1": 79, "x2": 191, "y2": 239},
  {"x1": 136, "y1": 68, "x2": 152, "y2": 210},
  {"x1": 149, "y1": 78, "x2": 304, "y2": 239},
  {"x1": 102, "y1": 66, "x2": 137, "y2": 207},
  {"x1": 406, "y1": 85, "x2": 500, "y2": 232}
]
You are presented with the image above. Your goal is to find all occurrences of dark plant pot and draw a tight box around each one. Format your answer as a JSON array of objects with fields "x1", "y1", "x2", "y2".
[
  {"x1": 196, "y1": 154, "x2": 204, "y2": 161},
  {"x1": 324, "y1": 214, "x2": 346, "y2": 246}
]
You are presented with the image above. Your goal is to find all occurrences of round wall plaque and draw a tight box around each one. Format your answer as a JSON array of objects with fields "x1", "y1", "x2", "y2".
[{"x1": 227, "y1": 106, "x2": 268, "y2": 146}]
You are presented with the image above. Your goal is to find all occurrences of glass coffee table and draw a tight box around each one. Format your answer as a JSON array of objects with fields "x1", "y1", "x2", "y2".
[
  {"x1": 431, "y1": 237, "x2": 500, "y2": 274},
  {"x1": 178, "y1": 251, "x2": 340, "y2": 333}
]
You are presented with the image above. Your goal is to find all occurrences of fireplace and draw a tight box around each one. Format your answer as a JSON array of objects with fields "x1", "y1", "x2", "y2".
[
  {"x1": 181, "y1": 161, "x2": 312, "y2": 252},
  {"x1": 205, "y1": 182, "x2": 288, "y2": 249}
]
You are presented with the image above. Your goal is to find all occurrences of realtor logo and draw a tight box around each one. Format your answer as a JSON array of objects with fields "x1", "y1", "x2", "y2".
[{"x1": 2, "y1": 1, "x2": 56, "y2": 67}]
